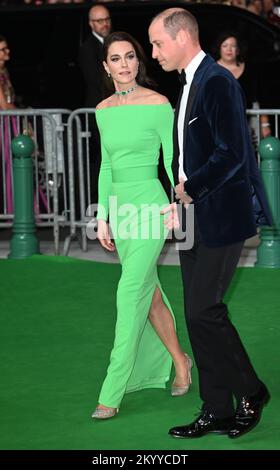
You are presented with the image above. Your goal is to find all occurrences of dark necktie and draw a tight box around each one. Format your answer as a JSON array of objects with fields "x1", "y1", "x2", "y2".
[{"x1": 179, "y1": 69, "x2": 187, "y2": 86}]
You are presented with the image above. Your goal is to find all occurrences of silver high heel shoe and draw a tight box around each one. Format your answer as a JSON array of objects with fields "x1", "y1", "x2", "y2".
[
  {"x1": 171, "y1": 354, "x2": 193, "y2": 397},
  {"x1": 91, "y1": 406, "x2": 119, "y2": 419}
]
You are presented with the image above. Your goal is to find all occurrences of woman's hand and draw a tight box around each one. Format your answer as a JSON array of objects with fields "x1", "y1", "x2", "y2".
[
  {"x1": 97, "y1": 219, "x2": 115, "y2": 252},
  {"x1": 161, "y1": 202, "x2": 180, "y2": 230}
]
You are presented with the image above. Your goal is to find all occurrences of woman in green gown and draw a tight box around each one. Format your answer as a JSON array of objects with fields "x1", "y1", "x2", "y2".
[{"x1": 92, "y1": 32, "x2": 192, "y2": 419}]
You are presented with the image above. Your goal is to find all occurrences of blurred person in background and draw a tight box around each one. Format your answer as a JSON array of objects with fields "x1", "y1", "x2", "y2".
[
  {"x1": 0, "y1": 35, "x2": 15, "y2": 110},
  {"x1": 0, "y1": 35, "x2": 16, "y2": 215},
  {"x1": 230, "y1": 0, "x2": 247, "y2": 8},
  {"x1": 79, "y1": 4, "x2": 112, "y2": 203},
  {"x1": 79, "y1": 4, "x2": 112, "y2": 108},
  {"x1": 262, "y1": 0, "x2": 280, "y2": 27},
  {"x1": 0, "y1": 34, "x2": 48, "y2": 216},
  {"x1": 247, "y1": 0, "x2": 263, "y2": 15},
  {"x1": 213, "y1": 31, "x2": 271, "y2": 146}
]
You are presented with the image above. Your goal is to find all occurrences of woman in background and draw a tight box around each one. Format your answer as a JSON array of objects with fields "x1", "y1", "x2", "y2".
[
  {"x1": 213, "y1": 31, "x2": 271, "y2": 143},
  {"x1": 0, "y1": 35, "x2": 17, "y2": 215},
  {"x1": 0, "y1": 35, "x2": 15, "y2": 110}
]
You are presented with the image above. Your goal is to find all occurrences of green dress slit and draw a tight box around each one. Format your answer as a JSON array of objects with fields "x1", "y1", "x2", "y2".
[{"x1": 96, "y1": 103, "x2": 175, "y2": 408}]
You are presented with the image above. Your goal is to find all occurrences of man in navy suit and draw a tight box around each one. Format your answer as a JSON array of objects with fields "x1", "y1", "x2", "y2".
[{"x1": 149, "y1": 8, "x2": 271, "y2": 439}]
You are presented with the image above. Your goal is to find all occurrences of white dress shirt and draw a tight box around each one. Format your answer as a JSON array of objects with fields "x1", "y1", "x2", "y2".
[
  {"x1": 178, "y1": 50, "x2": 206, "y2": 181},
  {"x1": 92, "y1": 31, "x2": 104, "y2": 44}
]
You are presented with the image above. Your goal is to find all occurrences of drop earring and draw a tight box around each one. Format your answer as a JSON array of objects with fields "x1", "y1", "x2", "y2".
[{"x1": 107, "y1": 72, "x2": 111, "y2": 78}]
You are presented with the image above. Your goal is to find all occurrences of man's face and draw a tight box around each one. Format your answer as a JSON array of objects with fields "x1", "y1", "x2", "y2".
[
  {"x1": 149, "y1": 20, "x2": 182, "y2": 72},
  {"x1": 89, "y1": 6, "x2": 111, "y2": 38},
  {"x1": 0, "y1": 41, "x2": 10, "y2": 64},
  {"x1": 263, "y1": 0, "x2": 274, "y2": 12}
]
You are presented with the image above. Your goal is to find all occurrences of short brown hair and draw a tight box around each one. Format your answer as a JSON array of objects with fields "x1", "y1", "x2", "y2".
[{"x1": 152, "y1": 9, "x2": 199, "y2": 42}]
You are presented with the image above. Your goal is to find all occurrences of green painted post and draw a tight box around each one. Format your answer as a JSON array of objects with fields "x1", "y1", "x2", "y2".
[
  {"x1": 256, "y1": 136, "x2": 280, "y2": 268},
  {"x1": 8, "y1": 134, "x2": 40, "y2": 259}
]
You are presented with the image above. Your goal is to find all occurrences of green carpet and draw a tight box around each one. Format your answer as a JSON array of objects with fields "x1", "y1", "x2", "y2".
[{"x1": 0, "y1": 256, "x2": 279, "y2": 450}]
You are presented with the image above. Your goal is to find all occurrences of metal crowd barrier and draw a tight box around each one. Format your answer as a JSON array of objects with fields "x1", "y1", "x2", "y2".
[
  {"x1": 62, "y1": 107, "x2": 280, "y2": 255},
  {"x1": 2, "y1": 107, "x2": 279, "y2": 256},
  {"x1": 246, "y1": 108, "x2": 279, "y2": 156},
  {"x1": 0, "y1": 109, "x2": 71, "y2": 254},
  {"x1": 246, "y1": 108, "x2": 279, "y2": 137},
  {"x1": 63, "y1": 108, "x2": 96, "y2": 255}
]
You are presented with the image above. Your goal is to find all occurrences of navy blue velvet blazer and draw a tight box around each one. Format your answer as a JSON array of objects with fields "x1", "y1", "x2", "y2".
[{"x1": 172, "y1": 54, "x2": 272, "y2": 248}]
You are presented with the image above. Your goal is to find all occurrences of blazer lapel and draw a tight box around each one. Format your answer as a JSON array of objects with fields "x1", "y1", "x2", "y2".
[
  {"x1": 182, "y1": 82, "x2": 198, "y2": 159},
  {"x1": 172, "y1": 86, "x2": 183, "y2": 185},
  {"x1": 172, "y1": 54, "x2": 215, "y2": 185},
  {"x1": 172, "y1": 82, "x2": 198, "y2": 185},
  {"x1": 182, "y1": 55, "x2": 215, "y2": 176},
  {"x1": 91, "y1": 35, "x2": 103, "y2": 60}
]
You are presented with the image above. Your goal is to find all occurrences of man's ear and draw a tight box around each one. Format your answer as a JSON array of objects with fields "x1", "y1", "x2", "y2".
[{"x1": 176, "y1": 29, "x2": 189, "y2": 47}]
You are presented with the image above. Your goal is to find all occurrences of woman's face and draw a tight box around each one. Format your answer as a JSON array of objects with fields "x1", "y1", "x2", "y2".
[
  {"x1": 220, "y1": 37, "x2": 238, "y2": 63},
  {"x1": 0, "y1": 41, "x2": 10, "y2": 66},
  {"x1": 104, "y1": 40, "x2": 139, "y2": 86}
]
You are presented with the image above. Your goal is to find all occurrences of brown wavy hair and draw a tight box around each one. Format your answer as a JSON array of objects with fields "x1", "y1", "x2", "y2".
[{"x1": 103, "y1": 31, "x2": 156, "y2": 95}]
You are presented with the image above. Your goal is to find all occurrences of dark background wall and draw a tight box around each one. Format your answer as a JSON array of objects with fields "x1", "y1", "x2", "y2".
[{"x1": 0, "y1": 1, "x2": 279, "y2": 109}]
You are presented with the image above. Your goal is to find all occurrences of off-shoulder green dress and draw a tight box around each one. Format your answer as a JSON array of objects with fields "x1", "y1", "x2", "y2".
[{"x1": 96, "y1": 103, "x2": 175, "y2": 408}]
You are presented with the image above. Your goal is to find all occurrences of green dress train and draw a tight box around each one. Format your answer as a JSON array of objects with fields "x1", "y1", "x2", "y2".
[{"x1": 96, "y1": 103, "x2": 175, "y2": 408}]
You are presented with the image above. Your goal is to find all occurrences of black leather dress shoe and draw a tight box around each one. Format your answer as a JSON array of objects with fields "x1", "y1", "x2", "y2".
[
  {"x1": 169, "y1": 411, "x2": 234, "y2": 438},
  {"x1": 228, "y1": 383, "x2": 270, "y2": 439}
]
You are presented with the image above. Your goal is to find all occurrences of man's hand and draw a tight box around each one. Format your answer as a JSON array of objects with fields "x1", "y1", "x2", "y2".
[
  {"x1": 97, "y1": 220, "x2": 115, "y2": 252},
  {"x1": 175, "y1": 177, "x2": 193, "y2": 207},
  {"x1": 161, "y1": 202, "x2": 180, "y2": 230}
]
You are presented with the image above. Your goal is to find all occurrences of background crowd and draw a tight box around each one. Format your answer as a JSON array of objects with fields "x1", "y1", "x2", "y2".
[{"x1": 0, "y1": 1, "x2": 279, "y2": 28}]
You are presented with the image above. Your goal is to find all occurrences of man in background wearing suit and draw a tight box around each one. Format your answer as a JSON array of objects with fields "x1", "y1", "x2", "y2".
[
  {"x1": 79, "y1": 4, "x2": 112, "y2": 202},
  {"x1": 79, "y1": 4, "x2": 111, "y2": 108},
  {"x1": 149, "y1": 8, "x2": 271, "y2": 439}
]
